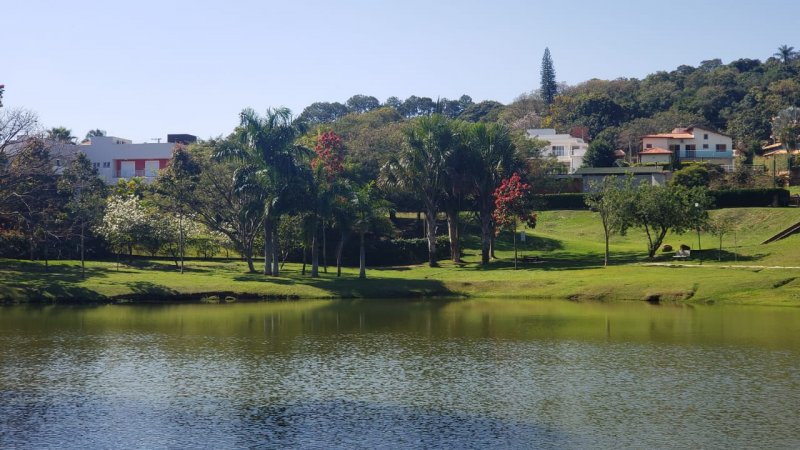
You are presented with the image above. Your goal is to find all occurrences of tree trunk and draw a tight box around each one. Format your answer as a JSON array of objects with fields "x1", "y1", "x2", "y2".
[
  {"x1": 359, "y1": 231, "x2": 366, "y2": 279},
  {"x1": 179, "y1": 215, "x2": 185, "y2": 274},
  {"x1": 80, "y1": 219, "x2": 85, "y2": 278},
  {"x1": 264, "y1": 216, "x2": 274, "y2": 275},
  {"x1": 425, "y1": 209, "x2": 438, "y2": 267},
  {"x1": 302, "y1": 244, "x2": 307, "y2": 275},
  {"x1": 446, "y1": 207, "x2": 461, "y2": 263},
  {"x1": 336, "y1": 231, "x2": 349, "y2": 277},
  {"x1": 272, "y1": 222, "x2": 280, "y2": 276},
  {"x1": 603, "y1": 218, "x2": 610, "y2": 267},
  {"x1": 311, "y1": 222, "x2": 319, "y2": 278},
  {"x1": 322, "y1": 219, "x2": 328, "y2": 273},
  {"x1": 480, "y1": 213, "x2": 491, "y2": 265},
  {"x1": 513, "y1": 220, "x2": 518, "y2": 270}
]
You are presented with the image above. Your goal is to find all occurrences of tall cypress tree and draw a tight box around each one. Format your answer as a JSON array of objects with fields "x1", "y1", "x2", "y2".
[{"x1": 540, "y1": 47, "x2": 557, "y2": 105}]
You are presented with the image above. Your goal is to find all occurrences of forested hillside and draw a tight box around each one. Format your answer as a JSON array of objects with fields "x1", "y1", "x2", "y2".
[{"x1": 300, "y1": 47, "x2": 800, "y2": 165}]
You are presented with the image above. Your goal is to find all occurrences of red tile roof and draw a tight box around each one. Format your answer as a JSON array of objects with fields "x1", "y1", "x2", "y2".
[
  {"x1": 639, "y1": 147, "x2": 673, "y2": 154},
  {"x1": 642, "y1": 133, "x2": 694, "y2": 139}
]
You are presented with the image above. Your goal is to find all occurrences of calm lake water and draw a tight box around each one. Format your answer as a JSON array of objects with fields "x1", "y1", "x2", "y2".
[{"x1": 1, "y1": 299, "x2": 799, "y2": 449}]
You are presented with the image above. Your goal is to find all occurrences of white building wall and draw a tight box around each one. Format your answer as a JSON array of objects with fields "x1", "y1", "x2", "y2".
[
  {"x1": 79, "y1": 136, "x2": 176, "y2": 183},
  {"x1": 526, "y1": 129, "x2": 588, "y2": 173}
]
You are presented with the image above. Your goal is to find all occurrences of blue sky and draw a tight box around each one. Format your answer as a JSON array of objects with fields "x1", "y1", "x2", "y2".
[{"x1": 2, "y1": 0, "x2": 798, "y2": 143}]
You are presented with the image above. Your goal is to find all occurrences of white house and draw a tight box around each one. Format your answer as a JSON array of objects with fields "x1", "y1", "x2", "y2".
[
  {"x1": 78, "y1": 136, "x2": 177, "y2": 183},
  {"x1": 4, "y1": 134, "x2": 194, "y2": 184},
  {"x1": 526, "y1": 128, "x2": 588, "y2": 173},
  {"x1": 641, "y1": 126, "x2": 733, "y2": 169}
]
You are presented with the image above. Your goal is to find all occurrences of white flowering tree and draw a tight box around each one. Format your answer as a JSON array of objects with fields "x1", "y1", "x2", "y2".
[{"x1": 96, "y1": 195, "x2": 149, "y2": 269}]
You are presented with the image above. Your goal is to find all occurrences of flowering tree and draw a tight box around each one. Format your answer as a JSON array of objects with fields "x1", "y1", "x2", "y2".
[
  {"x1": 492, "y1": 173, "x2": 536, "y2": 269},
  {"x1": 306, "y1": 129, "x2": 346, "y2": 277},
  {"x1": 95, "y1": 195, "x2": 149, "y2": 269},
  {"x1": 312, "y1": 129, "x2": 345, "y2": 180}
]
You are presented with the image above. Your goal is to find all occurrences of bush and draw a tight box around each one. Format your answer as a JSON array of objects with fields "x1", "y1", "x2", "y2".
[
  {"x1": 710, "y1": 188, "x2": 790, "y2": 208},
  {"x1": 537, "y1": 193, "x2": 587, "y2": 210}
]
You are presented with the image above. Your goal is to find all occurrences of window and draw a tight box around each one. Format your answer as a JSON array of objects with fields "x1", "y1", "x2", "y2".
[
  {"x1": 685, "y1": 145, "x2": 696, "y2": 151},
  {"x1": 103, "y1": 162, "x2": 110, "y2": 168},
  {"x1": 668, "y1": 144, "x2": 680, "y2": 152},
  {"x1": 716, "y1": 144, "x2": 727, "y2": 151},
  {"x1": 704, "y1": 134, "x2": 709, "y2": 140},
  {"x1": 552, "y1": 145, "x2": 565, "y2": 157},
  {"x1": 646, "y1": 144, "x2": 653, "y2": 148},
  {"x1": 703, "y1": 144, "x2": 709, "y2": 149},
  {"x1": 55, "y1": 159, "x2": 61, "y2": 167}
]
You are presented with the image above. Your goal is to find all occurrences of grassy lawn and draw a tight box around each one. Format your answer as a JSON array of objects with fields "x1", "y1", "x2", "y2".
[{"x1": 2, "y1": 207, "x2": 799, "y2": 306}]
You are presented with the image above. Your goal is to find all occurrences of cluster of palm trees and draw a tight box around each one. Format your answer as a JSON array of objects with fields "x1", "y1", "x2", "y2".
[
  {"x1": 203, "y1": 108, "x2": 529, "y2": 276},
  {"x1": 382, "y1": 114, "x2": 526, "y2": 267}
]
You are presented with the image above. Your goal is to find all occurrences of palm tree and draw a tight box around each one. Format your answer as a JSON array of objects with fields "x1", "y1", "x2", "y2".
[
  {"x1": 47, "y1": 126, "x2": 76, "y2": 144},
  {"x1": 351, "y1": 182, "x2": 390, "y2": 279},
  {"x1": 774, "y1": 45, "x2": 797, "y2": 65},
  {"x1": 381, "y1": 114, "x2": 454, "y2": 267},
  {"x1": 214, "y1": 107, "x2": 308, "y2": 276},
  {"x1": 463, "y1": 122, "x2": 518, "y2": 265}
]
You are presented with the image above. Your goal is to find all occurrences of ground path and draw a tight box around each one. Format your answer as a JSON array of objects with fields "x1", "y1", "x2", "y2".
[{"x1": 642, "y1": 263, "x2": 800, "y2": 270}]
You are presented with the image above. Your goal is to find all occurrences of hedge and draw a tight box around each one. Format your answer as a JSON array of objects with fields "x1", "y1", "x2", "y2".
[
  {"x1": 537, "y1": 193, "x2": 587, "y2": 210},
  {"x1": 535, "y1": 188, "x2": 790, "y2": 211},
  {"x1": 709, "y1": 188, "x2": 790, "y2": 208}
]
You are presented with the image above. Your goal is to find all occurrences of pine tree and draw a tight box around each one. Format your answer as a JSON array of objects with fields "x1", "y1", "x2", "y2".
[{"x1": 540, "y1": 47, "x2": 557, "y2": 105}]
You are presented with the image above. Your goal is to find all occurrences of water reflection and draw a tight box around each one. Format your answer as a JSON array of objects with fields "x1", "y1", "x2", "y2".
[{"x1": 1, "y1": 299, "x2": 799, "y2": 448}]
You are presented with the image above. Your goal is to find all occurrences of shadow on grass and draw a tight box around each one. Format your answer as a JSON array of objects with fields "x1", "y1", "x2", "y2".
[
  {"x1": 123, "y1": 259, "x2": 208, "y2": 273},
  {"x1": 125, "y1": 281, "x2": 179, "y2": 298},
  {"x1": 492, "y1": 233, "x2": 564, "y2": 252},
  {"x1": 232, "y1": 270, "x2": 456, "y2": 299}
]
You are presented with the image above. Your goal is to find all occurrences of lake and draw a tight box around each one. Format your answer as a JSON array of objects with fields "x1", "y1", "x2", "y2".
[{"x1": 1, "y1": 299, "x2": 799, "y2": 449}]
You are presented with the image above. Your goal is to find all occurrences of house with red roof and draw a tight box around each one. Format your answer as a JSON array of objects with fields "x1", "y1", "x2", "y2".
[{"x1": 640, "y1": 126, "x2": 734, "y2": 169}]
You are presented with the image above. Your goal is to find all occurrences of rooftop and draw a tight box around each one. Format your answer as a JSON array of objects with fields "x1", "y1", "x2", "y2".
[{"x1": 639, "y1": 147, "x2": 673, "y2": 154}]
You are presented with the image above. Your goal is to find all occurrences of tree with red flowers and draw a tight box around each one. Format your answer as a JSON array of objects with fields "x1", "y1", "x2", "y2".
[
  {"x1": 312, "y1": 129, "x2": 344, "y2": 181},
  {"x1": 492, "y1": 172, "x2": 536, "y2": 269},
  {"x1": 308, "y1": 129, "x2": 345, "y2": 276}
]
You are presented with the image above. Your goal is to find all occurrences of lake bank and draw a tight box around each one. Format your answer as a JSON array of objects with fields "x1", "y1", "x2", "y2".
[{"x1": 2, "y1": 257, "x2": 799, "y2": 306}]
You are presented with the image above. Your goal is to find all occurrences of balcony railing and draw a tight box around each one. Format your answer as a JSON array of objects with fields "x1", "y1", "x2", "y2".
[{"x1": 681, "y1": 150, "x2": 733, "y2": 159}]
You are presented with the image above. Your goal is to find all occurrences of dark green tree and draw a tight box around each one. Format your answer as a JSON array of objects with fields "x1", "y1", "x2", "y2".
[
  {"x1": 58, "y1": 153, "x2": 108, "y2": 277},
  {"x1": 774, "y1": 45, "x2": 797, "y2": 65},
  {"x1": 381, "y1": 114, "x2": 454, "y2": 267},
  {"x1": 155, "y1": 144, "x2": 201, "y2": 273},
  {"x1": 85, "y1": 129, "x2": 106, "y2": 139},
  {"x1": 585, "y1": 175, "x2": 636, "y2": 266},
  {"x1": 215, "y1": 107, "x2": 308, "y2": 276},
  {"x1": 346, "y1": 95, "x2": 381, "y2": 114},
  {"x1": 540, "y1": 47, "x2": 558, "y2": 105},
  {"x1": 582, "y1": 139, "x2": 617, "y2": 167}
]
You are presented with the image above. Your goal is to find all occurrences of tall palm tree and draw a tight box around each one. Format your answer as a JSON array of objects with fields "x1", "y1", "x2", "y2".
[
  {"x1": 381, "y1": 114, "x2": 454, "y2": 267},
  {"x1": 463, "y1": 122, "x2": 518, "y2": 265},
  {"x1": 351, "y1": 182, "x2": 390, "y2": 279},
  {"x1": 774, "y1": 45, "x2": 797, "y2": 65},
  {"x1": 214, "y1": 107, "x2": 308, "y2": 276}
]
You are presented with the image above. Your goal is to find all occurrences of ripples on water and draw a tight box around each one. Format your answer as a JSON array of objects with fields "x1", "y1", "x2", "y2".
[{"x1": 1, "y1": 300, "x2": 799, "y2": 449}]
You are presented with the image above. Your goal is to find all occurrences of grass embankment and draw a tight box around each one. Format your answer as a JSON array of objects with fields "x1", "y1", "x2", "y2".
[{"x1": 2, "y1": 208, "x2": 799, "y2": 306}]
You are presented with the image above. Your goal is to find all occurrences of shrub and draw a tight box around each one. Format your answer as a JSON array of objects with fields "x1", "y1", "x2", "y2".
[
  {"x1": 537, "y1": 193, "x2": 587, "y2": 210},
  {"x1": 710, "y1": 188, "x2": 790, "y2": 208}
]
